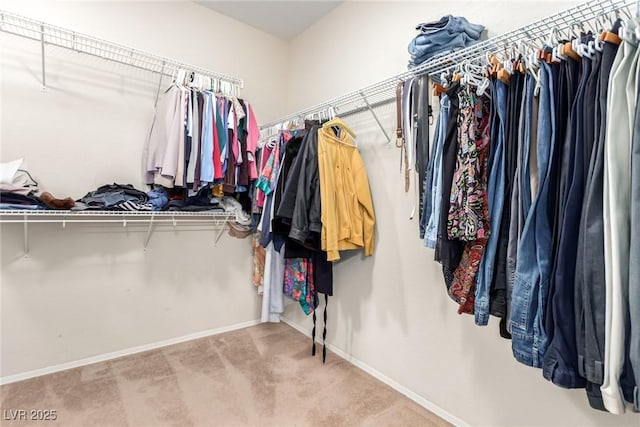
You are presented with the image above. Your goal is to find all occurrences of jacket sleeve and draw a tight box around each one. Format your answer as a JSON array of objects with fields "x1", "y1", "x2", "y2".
[
  {"x1": 275, "y1": 137, "x2": 306, "y2": 221},
  {"x1": 355, "y1": 160, "x2": 375, "y2": 256},
  {"x1": 289, "y1": 127, "x2": 319, "y2": 243}
]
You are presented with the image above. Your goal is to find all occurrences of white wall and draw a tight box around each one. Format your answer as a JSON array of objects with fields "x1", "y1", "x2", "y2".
[
  {"x1": 0, "y1": 0, "x2": 288, "y2": 377},
  {"x1": 283, "y1": 1, "x2": 639, "y2": 426}
]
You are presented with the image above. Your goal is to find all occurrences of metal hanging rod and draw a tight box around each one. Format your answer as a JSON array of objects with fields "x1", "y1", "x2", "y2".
[
  {"x1": 260, "y1": 0, "x2": 634, "y2": 132},
  {"x1": 0, "y1": 10, "x2": 244, "y2": 91}
]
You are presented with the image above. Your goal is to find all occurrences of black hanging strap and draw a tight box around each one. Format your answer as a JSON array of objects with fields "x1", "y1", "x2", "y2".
[
  {"x1": 322, "y1": 294, "x2": 328, "y2": 364},
  {"x1": 311, "y1": 309, "x2": 317, "y2": 356}
]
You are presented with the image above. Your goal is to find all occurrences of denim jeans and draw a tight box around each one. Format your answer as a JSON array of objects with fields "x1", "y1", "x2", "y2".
[
  {"x1": 147, "y1": 188, "x2": 169, "y2": 211},
  {"x1": 420, "y1": 96, "x2": 443, "y2": 239},
  {"x1": 491, "y1": 72, "x2": 526, "y2": 320},
  {"x1": 474, "y1": 79, "x2": 508, "y2": 326},
  {"x1": 510, "y1": 60, "x2": 555, "y2": 367},
  {"x1": 408, "y1": 16, "x2": 484, "y2": 66},
  {"x1": 409, "y1": 32, "x2": 475, "y2": 66},
  {"x1": 424, "y1": 95, "x2": 449, "y2": 248},
  {"x1": 506, "y1": 72, "x2": 537, "y2": 331},
  {"x1": 543, "y1": 55, "x2": 593, "y2": 388},
  {"x1": 414, "y1": 15, "x2": 484, "y2": 39}
]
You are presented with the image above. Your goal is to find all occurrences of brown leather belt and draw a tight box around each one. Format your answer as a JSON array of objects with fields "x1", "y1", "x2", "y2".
[{"x1": 396, "y1": 81, "x2": 405, "y2": 148}]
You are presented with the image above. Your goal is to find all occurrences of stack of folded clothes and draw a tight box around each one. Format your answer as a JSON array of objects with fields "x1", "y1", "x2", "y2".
[
  {"x1": 408, "y1": 15, "x2": 485, "y2": 68},
  {"x1": 73, "y1": 183, "x2": 154, "y2": 211},
  {"x1": 0, "y1": 158, "x2": 74, "y2": 210}
]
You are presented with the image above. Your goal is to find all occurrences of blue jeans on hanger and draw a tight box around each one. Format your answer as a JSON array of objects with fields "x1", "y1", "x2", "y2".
[
  {"x1": 420, "y1": 103, "x2": 441, "y2": 239},
  {"x1": 424, "y1": 95, "x2": 449, "y2": 248},
  {"x1": 474, "y1": 79, "x2": 507, "y2": 326},
  {"x1": 510, "y1": 60, "x2": 556, "y2": 367},
  {"x1": 506, "y1": 72, "x2": 537, "y2": 331}
]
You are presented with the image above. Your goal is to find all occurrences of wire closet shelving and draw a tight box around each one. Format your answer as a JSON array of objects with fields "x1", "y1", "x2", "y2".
[
  {"x1": 0, "y1": 10, "x2": 244, "y2": 95},
  {"x1": 259, "y1": 0, "x2": 636, "y2": 141},
  {"x1": 0, "y1": 210, "x2": 240, "y2": 254},
  {"x1": 0, "y1": 11, "x2": 248, "y2": 251}
]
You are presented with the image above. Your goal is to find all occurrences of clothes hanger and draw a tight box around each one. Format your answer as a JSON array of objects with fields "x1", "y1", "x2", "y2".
[
  {"x1": 561, "y1": 25, "x2": 582, "y2": 61},
  {"x1": 322, "y1": 117, "x2": 356, "y2": 138}
]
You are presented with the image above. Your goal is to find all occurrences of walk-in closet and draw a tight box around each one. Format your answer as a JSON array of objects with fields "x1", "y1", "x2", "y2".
[{"x1": 1, "y1": 1, "x2": 639, "y2": 426}]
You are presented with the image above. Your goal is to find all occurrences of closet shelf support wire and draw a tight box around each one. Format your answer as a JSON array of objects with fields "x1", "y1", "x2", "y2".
[
  {"x1": 143, "y1": 213, "x2": 155, "y2": 250},
  {"x1": 359, "y1": 91, "x2": 391, "y2": 143},
  {"x1": 23, "y1": 215, "x2": 28, "y2": 257},
  {"x1": 260, "y1": 0, "x2": 634, "y2": 132},
  {"x1": 39, "y1": 23, "x2": 45, "y2": 92},
  {"x1": 0, "y1": 10, "x2": 244, "y2": 91}
]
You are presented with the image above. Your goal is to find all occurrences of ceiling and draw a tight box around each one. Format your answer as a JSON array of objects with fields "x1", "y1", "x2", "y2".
[{"x1": 195, "y1": 1, "x2": 342, "y2": 40}]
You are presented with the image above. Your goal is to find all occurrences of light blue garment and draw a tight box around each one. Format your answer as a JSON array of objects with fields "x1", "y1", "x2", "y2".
[
  {"x1": 424, "y1": 95, "x2": 449, "y2": 248},
  {"x1": 147, "y1": 187, "x2": 168, "y2": 211},
  {"x1": 474, "y1": 79, "x2": 508, "y2": 326},
  {"x1": 408, "y1": 16, "x2": 484, "y2": 67},
  {"x1": 415, "y1": 15, "x2": 485, "y2": 39},
  {"x1": 419, "y1": 100, "x2": 441, "y2": 238},
  {"x1": 510, "y1": 61, "x2": 555, "y2": 367},
  {"x1": 218, "y1": 96, "x2": 229, "y2": 176},
  {"x1": 199, "y1": 92, "x2": 214, "y2": 183},
  {"x1": 505, "y1": 72, "x2": 536, "y2": 331},
  {"x1": 0, "y1": 204, "x2": 43, "y2": 210}
]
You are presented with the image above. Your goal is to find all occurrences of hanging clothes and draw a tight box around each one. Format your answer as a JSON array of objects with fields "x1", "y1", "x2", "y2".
[
  {"x1": 416, "y1": 15, "x2": 638, "y2": 413},
  {"x1": 144, "y1": 82, "x2": 260, "y2": 205},
  {"x1": 317, "y1": 125, "x2": 375, "y2": 262}
]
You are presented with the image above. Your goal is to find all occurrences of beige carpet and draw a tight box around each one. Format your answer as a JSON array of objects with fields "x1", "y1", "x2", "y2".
[{"x1": 1, "y1": 323, "x2": 450, "y2": 427}]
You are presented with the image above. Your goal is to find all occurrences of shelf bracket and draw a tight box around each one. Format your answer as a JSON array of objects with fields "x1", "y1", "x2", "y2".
[
  {"x1": 213, "y1": 217, "x2": 229, "y2": 246},
  {"x1": 359, "y1": 91, "x2": 390, "y2": 143},
  {"x1": 23, "y1": 214, "x2": 29, "y2": 257},
  {"x1": 40, "y1": 24, "x2": 47, "y2": 92},
  {"x1": 143, "y1": 213, "x2": 155, "y2": 250}
]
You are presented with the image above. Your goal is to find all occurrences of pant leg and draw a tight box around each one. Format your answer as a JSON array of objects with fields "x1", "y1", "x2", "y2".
[
  {"x1": 577, "y1": 23, "x2": 622, "y2": 410},
  {"x1": 510, "y1": 61, "x2": 554, "y2": 366},
  {"x1": 543, "y1": 55, "x2": 593, "y2": 388},
  {"x1": 629, "y1": 62, "x2": 640, "y2": 412},
  {"x1": 474, "y1": 80, "x2": 508, "y2": 326},
  {"x1": 601, "y1": 36, "x2": 636, "y2": 415}
]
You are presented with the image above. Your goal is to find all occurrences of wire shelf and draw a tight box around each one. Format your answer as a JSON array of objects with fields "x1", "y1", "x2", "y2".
[
  {"x1": 259, "y1": 0, "x2": 634, "y2": 132},
  {"x1": 0, "y1": 210, "x2": 242, "y2": 251},
  {"x1": 0, "y1": 209, "x2": 239, "y2": 223},
  {"x1": 0, "y1": 10, "x2": 244, "y2": 89}
]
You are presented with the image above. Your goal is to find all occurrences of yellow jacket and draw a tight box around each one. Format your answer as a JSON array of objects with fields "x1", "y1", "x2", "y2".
[{"x1": 317, "y1": 127, "x2": 375, "y2": 261}]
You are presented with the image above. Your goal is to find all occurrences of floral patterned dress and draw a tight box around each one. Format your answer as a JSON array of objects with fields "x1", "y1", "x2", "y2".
[{"x1": 447, "y1": 90, "x2": 491, "y2": 314}]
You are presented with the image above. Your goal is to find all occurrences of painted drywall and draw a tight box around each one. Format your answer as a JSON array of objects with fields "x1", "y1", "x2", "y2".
[
  {"x1": 282, "y1": 1, "x2": 640, "y2": 426},
  {"x1": 0, "y1": 0, "x2": 288, "y2": 377}
]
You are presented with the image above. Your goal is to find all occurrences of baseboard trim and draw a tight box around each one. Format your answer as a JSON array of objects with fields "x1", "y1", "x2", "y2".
[
  {"x1": 280, "y1": 316, "x2": 469, "y2": 427},
  {"x1": 0, "y1": 319, "x2": 262, "y2": 386}
]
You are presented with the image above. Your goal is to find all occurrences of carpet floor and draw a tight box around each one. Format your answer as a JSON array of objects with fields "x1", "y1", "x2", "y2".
[{"x1": 1, "y1": 323, "x2": 450, "y2": 427}]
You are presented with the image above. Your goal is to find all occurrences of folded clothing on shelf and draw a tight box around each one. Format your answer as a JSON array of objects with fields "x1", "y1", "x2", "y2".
[
  {"x1": 408, "y1": 15, "x2": 485, "y2": 68},
  {"x1": 0, "y1": 191, "x2": 46, "y2": 210},
  {"x1": 74, "y1": 183, "x2": 149, "y2": 211}
]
